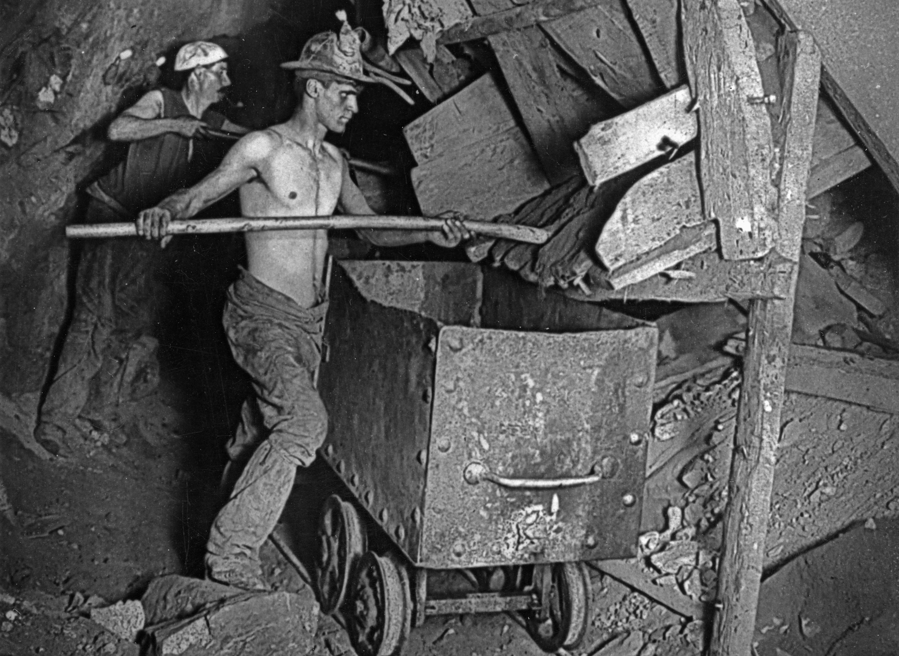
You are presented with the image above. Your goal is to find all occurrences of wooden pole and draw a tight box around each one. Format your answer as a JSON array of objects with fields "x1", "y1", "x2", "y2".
[
  {"x1": 707, "y1": 29, "x2": 821, "y2": 656},
  {"x1": 438, "y1": 0, "x2": 602, "y2": 45},
  {"x1": 65, "y1": 215, "x2": 550, "y2": 245}
]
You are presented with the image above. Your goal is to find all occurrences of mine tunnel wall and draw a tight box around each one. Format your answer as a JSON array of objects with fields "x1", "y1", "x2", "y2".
[{"x1": 0, "y1": 0, "x2": 337, "y2": 407}]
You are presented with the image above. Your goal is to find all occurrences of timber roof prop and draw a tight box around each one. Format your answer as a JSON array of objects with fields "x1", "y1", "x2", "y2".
[{"x1": 385, "y1": 0, "x2": 875, "y2": 304}]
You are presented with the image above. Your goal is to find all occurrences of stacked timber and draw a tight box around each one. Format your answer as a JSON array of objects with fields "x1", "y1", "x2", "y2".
[
  {"x1": 405, "y1": 73, "x2": 550, "y2": 220},
  {"x1": 389, "y1": 0, "x2": 874, "y2": 303}
]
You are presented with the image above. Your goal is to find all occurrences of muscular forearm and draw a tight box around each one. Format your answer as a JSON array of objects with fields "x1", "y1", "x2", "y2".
[
  {"x1": 157, "y1": 187, "x2": 218, "y2": 220},
  {"x1": 108, "y1": 116, "x2": 184, "y2": 141}
]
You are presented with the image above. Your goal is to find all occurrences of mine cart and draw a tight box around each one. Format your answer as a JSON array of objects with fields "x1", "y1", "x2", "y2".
[{"x1": 315, "y1": 261, "x2": 657, "y2": 656}]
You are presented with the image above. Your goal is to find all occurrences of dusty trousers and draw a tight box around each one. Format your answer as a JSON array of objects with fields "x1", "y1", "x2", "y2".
[
  {"x1": 206, "y1": 268, "x2": 328, "y2": 573},
  {"x1": 38, "y1": 198, "x2": 167, "y2": 437}
]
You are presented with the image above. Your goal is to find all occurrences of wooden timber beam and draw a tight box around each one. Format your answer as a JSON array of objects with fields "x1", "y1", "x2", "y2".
[
  {"x1": 576, "y1": 85, "x2": 695, "y2": 188},
  {"x1": 705, "y1": 24, "x2": 822, "y2": 656},
  {"x1": 764, "y1": 0, "x2": 899, "y2": 193},
  {"x1": 437, "y1": 0, "x2": 603, "y2": 44},
  {"x1": 684, "y1": 0, "x2": 779, "y2": 262},
  {"x1": 624, "y1": 0, "x2": 685, "y2": 89},
  {"x1": 393, "y1": 48, "x2": 447, "y2": 104},
  {"x1": 807, "y1": 98, "x2": 871, "y2": 199},
  {"x1": 471, "y1": 1, "x2": 583, "y2": 183},
  {"x1": 595, "y1": 153, "x2": 707, "y2": 276},
  {"x1": 786, "y1": 345, "x2": 899, "y2": 416},
  {"x1": 540, "y1": 0, "x2": 664, "y2": 109}
]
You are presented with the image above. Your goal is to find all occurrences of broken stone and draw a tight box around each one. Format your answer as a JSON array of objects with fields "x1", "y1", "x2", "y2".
[
  {"x1": 680, "y1": 467, "x2": 706, "y2": 491},
  {"x1": 90, "y1": 600, "x2": 145, "y2": 642},
  {"x1": 142, "y1": 576, "x2": 318, "y2": 656},
  {"x1": 150, "y1": 615, "x2": 211, "y2": 655},
  {"x1": 142, "y1": 576, "x2": 239, "y2": 626},
  {"x1": 650, "y1": 540, "x2": 699, "y2": 575},
  {"x1": 799, "y1": 614, "x2": 822, "y2": 639},
  {"x1": 680, "y1": 568, "x2": 703, "y2": 601},
  {"x1": 865, "y1": 517, "x2": 877, "y2": 530}
]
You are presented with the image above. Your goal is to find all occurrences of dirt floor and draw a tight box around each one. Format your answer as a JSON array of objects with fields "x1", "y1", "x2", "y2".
[{"x1": 1, "y1": 364, "x2": 898, "y2": 656}]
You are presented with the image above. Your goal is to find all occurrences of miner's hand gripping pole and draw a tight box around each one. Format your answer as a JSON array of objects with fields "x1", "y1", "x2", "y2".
[{"x1": 65, "y1": 216, "x2": 549, "y2": 245}]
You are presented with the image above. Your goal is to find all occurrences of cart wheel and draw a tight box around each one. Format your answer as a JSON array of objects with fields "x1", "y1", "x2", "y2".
[
  {"x1": 524, "y1": 562, "x2": 591, "y2": 652},
  {"x1": 316, "y1": 494, "x2": 367, "y2": 615},
  {"x1": 347, "y1": 551, "x2": 411, "y2": 656}
]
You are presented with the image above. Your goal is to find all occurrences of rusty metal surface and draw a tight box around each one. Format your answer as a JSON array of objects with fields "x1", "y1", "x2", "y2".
[
  {"x1": 318, "y1": 263, "x2": 445, "y2": 559},
  {"x1": 319, "y1": 261, "x2": 656, "y2": 569},
  {"x1": 480, "y1": 266, "x2": 640, "y2": 333},
  {"x1": 424, "y1": 592, "x2": 537, "y2": 616},
  {"x1": 420, "y1": 325, "x2": 655, "y2": 569},
  {"x1": 339, "y1": 261, "x2": 483, "y2": 326}
]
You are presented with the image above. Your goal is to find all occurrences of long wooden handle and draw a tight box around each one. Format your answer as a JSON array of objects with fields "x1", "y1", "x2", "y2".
[{"x1": 65, "y1": 215, "x2": 549, "y2": 245}]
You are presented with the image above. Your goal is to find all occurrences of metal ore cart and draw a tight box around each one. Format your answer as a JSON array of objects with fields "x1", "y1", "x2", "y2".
[{"x1": 315, "y1": 261, "x2": 657, "y2": 656}]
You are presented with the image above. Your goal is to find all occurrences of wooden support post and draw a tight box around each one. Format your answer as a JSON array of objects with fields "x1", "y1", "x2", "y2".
[
  {"x1": 487, "y1": 26, "x2": 583, "y2": 183},
  {"x1": 540, "y1": 0, "x2": 664, "y2": 109},
  {"x1": 765, "y1": 0, "x2": 899, "y2": 193},
  {"x1": 624, "y1": 0, "x2": 685, "y2": 89},
  {"x1": 707, "y1": 28, "x2": 821, "y2": 656},
  {"x1": 683, "y1": 0, "x2": 779, "y2": 261}
]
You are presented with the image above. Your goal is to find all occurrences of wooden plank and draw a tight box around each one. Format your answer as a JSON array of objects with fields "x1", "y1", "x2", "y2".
[
  {"x1": 410, "y1": 126, "x2": 550, "y2": 219},
  {"x1": 438, "y1": 0, "x2": 603, "y2": 44},
  {"x1": 625, "y1": 0, "x2": 685, "y2": 89},
  {"x1": 765, "y1": 0, "x2": 899, "y2": 193},
  {"x1": 806, "y1": 99, "x2": 872, "y2": 197},
  {"x1": 709, "y1": 31, "x2": 820, "y2": 656},
  {"x1": 565, "y1": 252, "x2": 795, "y2": 303},
  {"x1": 488, "y1": 27, "x2": 583, "y2": 183},
  {"x1": 605, "y1": 223, "x2": 716, "y2": 289},
  {"x1": 807, "y1": 145, "x2": 871, "y2": 199},
  {"x1": 393, "y1": 48, "x2": 445, "y2": 104},
  {"x1": 683, "y1": 0, "x2": 779, "y2": 261},
  {"x1": 829, "y1": 267, "x2": 886, "y2": 316},
  {"x1": 576, "y1": 85, "x2": 695, "y2": 187},
  {"x1": 541, "y1": 0, "x2": 664, "y2": 109},
  {"x1": 596, "y1": 153, "x2": 705, "y2": 272},
  {"x1": 713, "y1": 301, "x2": 794, "y2": 655},
  {"x1": 812, "y1": 98, "x2": 860, "y2": 164},
  {"x1": 403, "y1": 74, "x2": 517, "y2": 165},
  {"x1": 588, "y1": 560, "x2": 708, "y2": 620},
  {"x1": 786, "y1": 345, "x2": 899, "y2": 415},
  {"x1": 773, "y1": 32, "x2": 821, "y2": 264}
]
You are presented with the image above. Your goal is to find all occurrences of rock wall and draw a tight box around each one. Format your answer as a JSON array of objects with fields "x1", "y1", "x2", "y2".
[
  {"x1": 0, "y1": 0, "x2": 257, "y2": 398},
  {"x1": 0, "y1": 0, "x2": 344, "y2": 411}
]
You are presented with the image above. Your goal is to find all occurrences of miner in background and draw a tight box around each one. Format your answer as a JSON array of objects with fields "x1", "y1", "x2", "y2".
[
  {"x1": 35, "y1": 42, "x2": 248, "y2": 457},
  {"x1": 136, "y1": 13, "x2": 470, "y2": 590}
]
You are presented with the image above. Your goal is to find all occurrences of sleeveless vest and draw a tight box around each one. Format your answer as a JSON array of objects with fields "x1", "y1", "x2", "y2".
[{"x1": 93, "y1": 87, "x2": 226, "y2": 215}]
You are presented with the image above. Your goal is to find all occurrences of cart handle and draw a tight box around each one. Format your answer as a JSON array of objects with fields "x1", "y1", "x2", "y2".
[{"x1": 463, "y1": 458, "x2": 619, "y2": 490}]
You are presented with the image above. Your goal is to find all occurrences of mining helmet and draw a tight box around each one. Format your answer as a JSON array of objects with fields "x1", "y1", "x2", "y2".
[
  {"x1": 281, "y1": 11, "x2": 414, "y2": 103},
  {"x1": 174, "y1": 41, "x2": 228, "y2": 72}
]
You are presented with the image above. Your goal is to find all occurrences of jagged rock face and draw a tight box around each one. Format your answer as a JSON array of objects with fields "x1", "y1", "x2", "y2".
[{"x1": 0, "y1": 0, "x2": 266, "y2": 399}]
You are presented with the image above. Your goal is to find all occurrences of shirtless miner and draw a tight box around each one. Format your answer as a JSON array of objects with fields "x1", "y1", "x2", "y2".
[{"x1": 136, "y1": 16, "x2": 473, "y2": 591}]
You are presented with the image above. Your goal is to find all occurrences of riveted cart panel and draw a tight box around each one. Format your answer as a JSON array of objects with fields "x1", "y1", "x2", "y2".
[
  {"x1": 419, "y1": 325, "x2": 654, "y2": 569},
  {"x1": 318, "y1": 261, "x2": 656, "y2": 569}
]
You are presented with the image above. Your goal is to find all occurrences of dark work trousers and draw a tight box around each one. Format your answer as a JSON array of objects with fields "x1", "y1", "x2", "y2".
[
  {"x1": 206, "y1": 268, "x2": 328, "y2": 574},
  {"x1": 38, "y1": 198, "x2": 168, "y2": 435}
]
